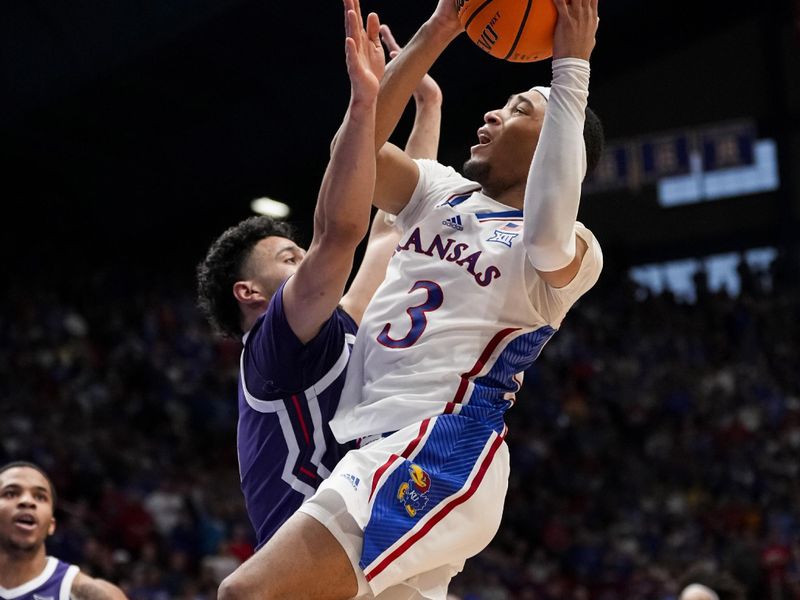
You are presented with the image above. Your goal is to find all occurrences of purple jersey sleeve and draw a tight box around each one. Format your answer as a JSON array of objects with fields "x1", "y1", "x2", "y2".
[{"x1": 242, "y1": 279, "x2": 358, "y2": 399}]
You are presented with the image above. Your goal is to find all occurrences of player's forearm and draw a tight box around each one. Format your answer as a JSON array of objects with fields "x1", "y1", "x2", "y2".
[
  {"x1": 340, "y1": 210, "x2": 400, "y2": 324},
  {"x1": 314, "y1": 99, "x2": 377, "y2": 245},
  {"x1": 376, "y1": 19, "x2": 458, "y2": 150},
  {"x1": 404, "y1": 100, "x2": 441, "y2": 160},
  {"x1": 523, "y1": 58, "x2": 590, "y2": 271}
]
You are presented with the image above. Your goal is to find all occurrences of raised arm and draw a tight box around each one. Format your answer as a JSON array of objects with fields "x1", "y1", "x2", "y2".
[
  {"x1": 379, "y1": 24, "x2": 443, "y2": 160},
  {"x1": 523, "y1": 0, "x2": 599, "y2": 288},
  {"x1": 374, "y1": 1, "x2": 460, "y2": 149},
  {"x1": 340, "y1": 27, "x2": 444, "y2": 322},
  {"x1": 282, "y1": 0, "x2": 384, "y2": 343},
  {"x1": 373, "y1": 1, "x2": 461, "y2": 215}
]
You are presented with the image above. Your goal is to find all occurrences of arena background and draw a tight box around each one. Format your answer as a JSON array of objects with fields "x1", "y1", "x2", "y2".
[{"x1": 1, "y1": 1, "x2": 799, "y2": 598}]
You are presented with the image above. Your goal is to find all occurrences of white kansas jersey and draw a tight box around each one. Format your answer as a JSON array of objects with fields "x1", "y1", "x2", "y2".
[{"x1": 330, "y1": 159, "x2": 603, "y2": 442}]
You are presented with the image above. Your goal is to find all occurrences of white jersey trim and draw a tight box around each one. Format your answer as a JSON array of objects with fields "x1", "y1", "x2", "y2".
[
  {"x1": 61, "y1": 565, "x2": 79, "y2": 600},
  {"x1": 0, "y1": 557, "x2": 58, "y2": 599},
  {"x1": 275, "y1": 409, "x2": 317, "y2": 498},
  {"x1": 240, "y1": 336, "x2": 353, "y2": 413},
  {"x1": 239, "y1": 336, "x2": 352, "y2": 496}
]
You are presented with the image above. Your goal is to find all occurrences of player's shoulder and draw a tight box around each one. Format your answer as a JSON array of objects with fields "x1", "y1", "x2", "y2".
[
  {"x1": 70, "y1": 571, "x2": 127, "y2": 600},
  {"x1": 408, "y1": 159, "x2": 481, "y2": 216},
  {"x1": 414, "y1": 159, "x2": 477, "y2": 192}
]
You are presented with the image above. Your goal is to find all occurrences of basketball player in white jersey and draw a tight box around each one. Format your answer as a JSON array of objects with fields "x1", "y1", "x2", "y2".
[
  {"x1": 219, "y1": 0, "x2": 602, "y2": 598},
  {"x1": 0, "y1": 462, "x2": 127, "y2": 600}
]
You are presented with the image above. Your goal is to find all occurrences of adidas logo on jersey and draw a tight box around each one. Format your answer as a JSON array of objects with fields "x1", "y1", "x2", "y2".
[{"x1": 442, "y1": 215, "x2": 464, "y2": 231}]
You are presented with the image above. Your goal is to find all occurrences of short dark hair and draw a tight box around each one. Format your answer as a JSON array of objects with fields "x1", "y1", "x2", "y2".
[
  {"x1": 0, "y1": 461, "x2": 57, "y2": 507},
  {"x1": 583, "y1": 106, "x2": 604, "y2": 178},
  {"x1": 197, "y1": 216, "x2": 297, "y2": 338}
]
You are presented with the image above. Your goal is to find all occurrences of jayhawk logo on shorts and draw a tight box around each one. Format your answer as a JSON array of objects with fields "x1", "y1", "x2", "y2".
[{"x1": 396, "y1": 463, "x2": 432, "y2": 517}]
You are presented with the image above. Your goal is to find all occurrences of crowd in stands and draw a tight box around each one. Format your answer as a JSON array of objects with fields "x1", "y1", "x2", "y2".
[{"x1": 1, "y1": 251, "x2": 798, "y2": 600}]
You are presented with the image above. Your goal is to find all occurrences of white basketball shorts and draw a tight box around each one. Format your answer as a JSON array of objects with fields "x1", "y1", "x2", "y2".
[{"x1": 298, "y1": 414, "x2": 510, "y2": 599}]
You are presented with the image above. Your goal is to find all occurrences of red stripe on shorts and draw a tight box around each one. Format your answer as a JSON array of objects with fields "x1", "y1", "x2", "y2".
[
  {"x1": 368, "y1": 418, "x2": 431, "y2": 501},
  {"x1": 364, "y1": 432, "x2": 505, "y2": 582},
  {"x1": 449, "y1": 327, "x2": 520, "y2": 409}
]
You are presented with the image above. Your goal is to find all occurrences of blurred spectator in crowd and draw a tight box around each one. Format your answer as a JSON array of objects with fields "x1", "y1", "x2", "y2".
[
  {"x1": 1, "y1": 252, "x2": 798, "y2": 598},
  {"x1": 0, "y1": 461, "x2": 127, "y2": 599}
]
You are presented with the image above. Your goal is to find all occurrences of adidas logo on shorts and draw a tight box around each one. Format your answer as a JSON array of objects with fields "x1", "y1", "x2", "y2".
[{"x1": 340, "y1": 473, "x2": 361, "y2": 490}]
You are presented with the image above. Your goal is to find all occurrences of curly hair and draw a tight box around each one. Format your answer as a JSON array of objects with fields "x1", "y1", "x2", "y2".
[
  {"x1": 196, "y1": 216, "x2": 297, "y2": 338},
  {"x1": 0, "y1": 461, "x2": 57, "y2": 507}
]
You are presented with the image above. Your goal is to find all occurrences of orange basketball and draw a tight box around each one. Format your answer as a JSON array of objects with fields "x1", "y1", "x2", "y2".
[{"x1": 456, "y1": 0, "x2": 557, "y2": 63}]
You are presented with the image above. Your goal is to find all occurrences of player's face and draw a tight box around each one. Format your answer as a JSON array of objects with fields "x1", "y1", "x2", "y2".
[
  {"x1": 0, "y1": 468, "x2": 56, "y2": 554},
  {"x1": 245, "y1": 236, "x2": 307, "y2": 299},
  {"x1": 464, "y1": 90, "x2": 547, "y2": 196}
]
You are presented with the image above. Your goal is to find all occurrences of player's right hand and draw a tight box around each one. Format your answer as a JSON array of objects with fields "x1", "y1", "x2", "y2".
[
  {"x1": 344, "y1": 0, "x2": 385, "y2": 101},
  {"x1": 552, "y1": 0, "x2": 598, "y2": 61},
  {"x1": 430, "y1": 0, "x2": 464, "y2": 37}
]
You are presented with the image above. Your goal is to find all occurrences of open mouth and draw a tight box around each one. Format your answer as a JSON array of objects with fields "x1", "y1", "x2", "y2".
[{"x1": 13, "y1": 514, "x2": 37, "y2": 531}]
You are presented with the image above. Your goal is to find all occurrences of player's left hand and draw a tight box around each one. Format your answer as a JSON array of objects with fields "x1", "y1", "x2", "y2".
[
  {"x1": 552, "y1": 0, "x2": 599, "y2": 61},
  {"x1": 344, "y1": 0, "x2": 385, "y2": 101}
]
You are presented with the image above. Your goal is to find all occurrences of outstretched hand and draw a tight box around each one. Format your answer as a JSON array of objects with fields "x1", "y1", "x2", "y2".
[
  {"x1": 380, "y1": 24, "x2": 442, "y2": 105},
  {"x1": 430, "y1": 0, "x2": 464, "y2": 36},
  {"x1": 552, "y1": 0, "x2": 599, "y2": 61},
  {"x1": 344, "y1": 0, "x2": 385, "y2": 100}
]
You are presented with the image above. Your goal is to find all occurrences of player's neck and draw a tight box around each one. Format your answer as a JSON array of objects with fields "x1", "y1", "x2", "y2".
[
  {"x1": 482, "y1": 182, "x2": 525, "y2": 211},
  {"x1": 0, "y1": 547, "x2": 48, "y2": 589}
]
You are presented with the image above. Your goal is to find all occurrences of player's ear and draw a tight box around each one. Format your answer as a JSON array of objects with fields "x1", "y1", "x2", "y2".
[
  {"x1": 233, "y1": 281, "x2": 266, "y2": 306},
  {"x1": 47, "y1": 516, "x2": 56, "y2": 537}
]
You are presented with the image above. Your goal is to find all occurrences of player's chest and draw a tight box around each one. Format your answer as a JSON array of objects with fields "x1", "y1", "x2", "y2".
[{"x1": 393, "y1": 204, "x2": 525, "y2": 286}]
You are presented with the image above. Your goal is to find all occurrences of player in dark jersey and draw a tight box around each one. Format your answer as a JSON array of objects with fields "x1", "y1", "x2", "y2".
[
  {"x1": 0, "y1": 462, "x2": 126, "y2": 600},
  {"x1": 195, "y1": 10, "x2": 442, "y2": 549}
]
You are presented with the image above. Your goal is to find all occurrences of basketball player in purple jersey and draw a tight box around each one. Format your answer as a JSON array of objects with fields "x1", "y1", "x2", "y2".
[
  {"x1": 196, "y1": 8, "x2": 441, "y2": 551},
  {"x1": 0, "y1": 462, "x2": 126, "y2": 600}
]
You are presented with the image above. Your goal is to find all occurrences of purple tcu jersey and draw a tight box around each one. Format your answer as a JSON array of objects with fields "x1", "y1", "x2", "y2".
[
  {"x1": 0, "y1": 557, "x2": 79, "y2": 600},
  {"x1": 237, "y1": 281, "x2": 357, "y2": 547}
]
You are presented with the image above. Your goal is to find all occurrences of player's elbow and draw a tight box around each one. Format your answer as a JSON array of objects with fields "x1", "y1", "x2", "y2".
[
  {"x1": 315, "y1": 215, "x2": 370, "y2": 249},
  {"x1": 524, "y1": 235, "x2": 575, "y2": 273}
]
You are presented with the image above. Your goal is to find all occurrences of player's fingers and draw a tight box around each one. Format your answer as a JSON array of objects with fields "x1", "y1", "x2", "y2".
[
  {"x1": 380, "y1": 24, "x2": 401, "y2": 52},
  {"x1": 346, "y1": 9, "x2": 361, "y2": 49},
  {"x1": 345, "y1": 37, "x2": 357, "y2": 72},
  {"x1": 343, "y1": 0, "x2": 354, "y2": 33},
  {"x1": 366, "y1": 12, "x2": 381, "y2": 47},
  {"x1": 389, "y1": 50, "x2": 399, "y2": 58},
  {"x1": 552, "y1": 0, "x2": 569, "y2": 16}
]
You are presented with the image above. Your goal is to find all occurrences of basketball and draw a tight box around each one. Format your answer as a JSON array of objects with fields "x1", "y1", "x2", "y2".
[{"x1": 456, "y1": 0, "x2": 557, "y2": 62}]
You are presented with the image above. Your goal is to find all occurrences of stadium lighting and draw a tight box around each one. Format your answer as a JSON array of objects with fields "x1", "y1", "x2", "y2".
[{"x1": 251, "y1": 197, "x2": 290, "y2": 219}]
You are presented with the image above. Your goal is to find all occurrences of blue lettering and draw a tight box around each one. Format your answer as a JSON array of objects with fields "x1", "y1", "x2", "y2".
[
  {"x1": 446, "y1": 243, "x2": 469, "y2": 262},
  {"x1": 423, "y1": 235, "x2": 455, "y2": 259},
  {"x1": 399, "y1": 228, "x2": 424, "y2": 253},
  {"x1": 476, "y1": 266, "x2": 502, "y2": 287}
]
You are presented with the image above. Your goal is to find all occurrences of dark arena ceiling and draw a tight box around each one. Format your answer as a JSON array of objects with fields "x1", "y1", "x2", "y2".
[{"x1": 0, "y1": 0, "x2": 789, "y2": 274}]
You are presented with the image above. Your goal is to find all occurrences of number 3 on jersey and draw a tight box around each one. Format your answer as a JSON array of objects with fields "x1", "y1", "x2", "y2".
[{"x1": 377, "y1": 280, "x2": 443, "y2": 349}]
